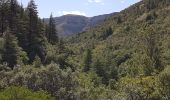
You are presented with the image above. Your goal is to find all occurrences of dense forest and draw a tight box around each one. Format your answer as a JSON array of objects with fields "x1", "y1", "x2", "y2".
[{"x1": 0, "y1": 0, "x2": 170, "y2": 100}]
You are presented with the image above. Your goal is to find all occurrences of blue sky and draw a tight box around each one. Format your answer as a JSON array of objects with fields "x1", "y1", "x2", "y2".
[{"x1": 19, "y1": 0, "x2": 140, "y2": 18}]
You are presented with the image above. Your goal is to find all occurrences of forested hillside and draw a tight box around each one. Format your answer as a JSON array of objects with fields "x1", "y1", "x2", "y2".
[
  {"x1": 44, "y1": 14, "x2": 111, "y2": 36},
  {"x1": 0, "y1": 0, "x2": 170, "y2": 100}
]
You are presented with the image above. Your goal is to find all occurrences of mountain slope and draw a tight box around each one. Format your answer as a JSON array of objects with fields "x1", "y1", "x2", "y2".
[
  {"x1": 45, "y1": 14, "x2": 112, "y2": 36},
  {"x1": 69, "y1": 0, "x2": 170, "y2": 43},
  {"x1": 67, "y1": 0, "x2": 170, "y2": 75}
]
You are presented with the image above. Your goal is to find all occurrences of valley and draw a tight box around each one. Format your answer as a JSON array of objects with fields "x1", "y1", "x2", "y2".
[{"x1": 0, "y1": 0, "x2": 170, "y2": 100}]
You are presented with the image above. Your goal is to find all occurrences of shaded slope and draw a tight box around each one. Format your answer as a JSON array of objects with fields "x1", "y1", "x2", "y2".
[{"x1": 45, "y1": 14, "x2": 112, "y2": 36}]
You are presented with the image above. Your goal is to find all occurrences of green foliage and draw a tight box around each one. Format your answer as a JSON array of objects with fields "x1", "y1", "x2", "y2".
[
  {"x1": 92, "y1": 59, "x2": 109, "y2": 84},
  {"x1": 33, "y1": 55, "x2": 42, "y2": 67},
  {"x1": 99, "y1": 27, "x2": 113, "y2": 40},
  {"x1": 0, "y1": 38, "x2": 4, "y2": 63},
  {"x1": 2, "y1": 30, "x2": 28, "y2": 68},
  {"x1": 45, "y1": 41, "x2": 72, "y2": 69},
  {"x1": 0, "y1": 86, "x2": 54, "y2": 100},
  {"x1": 0, "y1": 0, "x2": 170, "y2": 99},
  {"x1": 27, "y1": 0, "x2": 47, "y2": 63},
  {"x1": 0, "y1": 0, "x2": 48, "y2": 65},
  {"x1": 74, "y1": 72, "x2": 120, "y2": 100},
  {"x1": 118, "y1": 76, "x2": 158, "y2": 100},
  {"x1": 141, "y1": 26, "x2": 162, "y2": 71},
  {"x1": 0, "y1": 63, "x2": 77, "y2": 99},
  {"x1": 65, "y1": 0, "x2": 170, "y2": 99},
  {"x1": 82, "y1": 49, "x2": 92, "y2": 72},
  {"x1": 158, "y1": 66, "x2": 170, "y2": 99},
  {"x1": 46, "y1": 14, "x2": 58, "y2": 44}
]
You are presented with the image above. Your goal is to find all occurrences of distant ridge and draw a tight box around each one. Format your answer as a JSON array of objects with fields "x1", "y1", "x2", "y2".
[{"x1": 44, "y1": 13, "x2": 114, "y2": 36}]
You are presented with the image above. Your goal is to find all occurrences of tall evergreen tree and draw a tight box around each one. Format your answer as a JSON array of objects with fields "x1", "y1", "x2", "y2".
[
  {"x1": 93, "y1": 59, "x2": 109, "y2": 84},
  {"x1": 27, "y1": 0, "x2": 38, "y2": 44},
  {"x1": 0, "y1": 0, "x2": 8, "y2": 34},
  {"x1": 2, "y1": 29, "x2": 28, "y2": 68},
  {"x1": 26, "y1": 0, "x2": 46, "y2": 63},
  {"x1": 83, "y1": 49, "x2": 92, "y2": 72},
  {"x1": 47, "y1": 14, "x2": 58, "y2": 44},
  {"x1": 0, "y1": 38, "x2": 4, "y2": 64},
  {"x1": 8, "y1": 0, "x2": 18, "y2": 32},
  {"x1": 16, "y1": 4, "x2": 29, "y2": 51}
]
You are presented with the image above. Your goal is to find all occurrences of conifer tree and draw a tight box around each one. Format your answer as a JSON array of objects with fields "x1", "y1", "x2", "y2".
[
  {"x1": 93, "y1": 59, "x2": 108, "y2": 84},
  {"x1": 47, "y1": 14, "x2": 58, "y2": 44},
  {"x1": 2, "y1": 29, "x2": 28, "y2": 68},
  {"x1": 83, "y1": 49, "x2": 92, "y2": 72},
  {"x1": 8, "y1": 0, "x2": 19, "y2": 32},
  {"x1": 27, "y1": 0, "x2": 38, "y2": 44},
  {"x1": 16, "y1": 4, "x2": 29, "y2": 51},
  {"x1": 0, "y1": 0, "x2": 8, "y2": 34},
  {"x1": 26, "y1": 0, "x2": 46, "y2": 63}
]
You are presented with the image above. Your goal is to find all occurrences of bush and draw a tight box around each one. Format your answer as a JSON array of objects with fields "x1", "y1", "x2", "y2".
[
  {"x1": 0, "y1": 86, "x2": 54, "y2": 100},
  {"x1": 117, "y1": 76, "x2": 158, "y2": 100},
  {"x1": 0, "y1": 63, "x2": 77, "y2": 99},
  {"x1": 158, "y1": 66, "x2": 170, "y2": 99}
]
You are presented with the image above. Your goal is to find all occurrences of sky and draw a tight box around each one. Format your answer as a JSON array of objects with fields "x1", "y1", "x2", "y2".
[{"x1": 19, "y1": 0, "x2": 141, "y2": 18}]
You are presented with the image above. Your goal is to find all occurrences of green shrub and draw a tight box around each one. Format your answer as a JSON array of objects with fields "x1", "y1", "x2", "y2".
[
  {"x1": 0, "y1": 63, "x2": 77, "y2": 99},
  {"x1": 158, "y1": 66, "x2": 170, "y2": 99},
  {"x1": 0, "y1": 86, "x2": 54, "y2": 100}
]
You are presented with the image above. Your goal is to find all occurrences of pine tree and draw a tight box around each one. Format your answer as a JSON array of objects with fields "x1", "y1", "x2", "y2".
[
  {"x1": 83, "y1": 49, "x2": 92, "y2": 72},
  {"x1": 0, "y1": 38, "x2": 4, "y2": 64},
  {"x1": 8, "y1": 0, "x2": 19, "y2": 32},
  {"x1": 57, "y1": 38, "x2": 73, "y2": 69},
  {"x1": 16, "y1": 4, "x2": 29, "y2": 51},
  {"x1": 27, "y1": 0, "x2": 38, "y2": 44},
  {"x1": 104, "y1": 27, "x2": 113, "y2": 38},
  {"x1": 47, "y1": 14, "x2": 58, "y2": 44},
  {"x1": 26, "y1": 0, "x2": 46, "y2": 63},
  {"x1": 58, "y1": 38, "x2": 65, "y2": 53},
  {"x1": 93, "y1": 59, "x2": 108, "y2": 84},
  {"x1": 2, "y1": 29, "x2": 28, "y2": 68},
  {"x1": 0, "y1": 0, "x2": 8, "y2": 34}
]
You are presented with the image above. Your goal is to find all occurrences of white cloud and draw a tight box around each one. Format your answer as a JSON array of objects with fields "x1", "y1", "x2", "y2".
[
  {"x1": 58, "y1": 11, "x2": 86, "y2": 16},
  {"x1": 88, "y1": 0, "x2": 102, "y2": 3},
  {"x1": 120, "y1": 0, "x2": 125, "y2": 3},
  {"x1": 87, "y1": 0, "x2": 104, "y2": 5}
]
